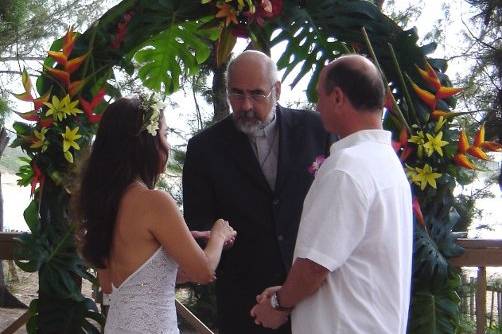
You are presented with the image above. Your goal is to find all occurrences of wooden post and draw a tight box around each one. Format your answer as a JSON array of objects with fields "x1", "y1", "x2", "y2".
[
  {"x1": 470, "y1": 277, "x2": 475, "y2": 320},
  {"x1": 476, "y1": 267, "x2": 486, "y2": 334},
  {"x1": 489, "y1": 285, "x2": 495, "y2": 327},
  {"x1": 497, "y1": 290, "x2": 502, "y2": 328},
  {"x1": 460, "y1": 274, "x2": 467, "y2": 316}
]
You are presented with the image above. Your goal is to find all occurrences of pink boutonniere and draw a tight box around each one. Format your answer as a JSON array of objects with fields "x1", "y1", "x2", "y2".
[{"x1": 308, "y1": 155, "x2": 326, "y2": 175}]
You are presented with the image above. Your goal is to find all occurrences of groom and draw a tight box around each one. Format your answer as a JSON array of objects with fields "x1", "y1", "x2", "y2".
[
  {"x1": 182, "y1": 50, "x2": 332, "y2": 333},
  {"x1": 251, "y1": 55, "x2": 413, "y2": 333}
]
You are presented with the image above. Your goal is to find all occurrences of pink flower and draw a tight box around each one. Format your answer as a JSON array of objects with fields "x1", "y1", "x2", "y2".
[{"x1": 308, "y1": 155, "x2": 326, "y2": 175}]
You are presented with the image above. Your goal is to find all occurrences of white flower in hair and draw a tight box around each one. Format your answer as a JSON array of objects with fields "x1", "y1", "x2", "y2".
[{"x1": 140, "y1": 94, "x2": 165, "y2": 136}]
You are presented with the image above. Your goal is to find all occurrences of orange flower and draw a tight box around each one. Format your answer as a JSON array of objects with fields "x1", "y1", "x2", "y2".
[
  {"x1": 453, "y1": 153, "x2": 476, "y2": 170},
  {"x1": 216, "y1": 3, "x2": 238, "y2": 26},
  {"x1": 467, "y1": 146, "x2": 489, "y2": 161},
  {"x1": 457, "y1": 129, "x2": 470, "y2": 154},
  {"x1": 416, "y1": 62, "x2": 441, "y2": 91}
]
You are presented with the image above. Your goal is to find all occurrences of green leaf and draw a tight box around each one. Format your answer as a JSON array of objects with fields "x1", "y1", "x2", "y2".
[
  {"x1": 408, "y1": 271, "x2": 461, "y2": 334},
  {"x1": 134, "y1": 18, "x2": 219, "y2": 94},
  {"x1": 23, "y1": 200, "x2": 40, "y2": 233}
]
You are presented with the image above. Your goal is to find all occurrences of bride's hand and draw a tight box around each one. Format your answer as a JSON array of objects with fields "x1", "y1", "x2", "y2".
[{"x1": 211, "y1": 219, "x2": 237, "y2": 246}]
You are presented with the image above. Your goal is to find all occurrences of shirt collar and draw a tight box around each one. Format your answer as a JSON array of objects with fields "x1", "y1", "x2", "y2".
[{"x1": 330, "y1": 129, "x2": 391, "y2": 155}]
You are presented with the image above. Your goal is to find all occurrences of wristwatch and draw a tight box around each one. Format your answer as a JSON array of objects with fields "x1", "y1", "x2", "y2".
[{"x1": 270, "y1": 291, "x2": 292, "y2": 312}]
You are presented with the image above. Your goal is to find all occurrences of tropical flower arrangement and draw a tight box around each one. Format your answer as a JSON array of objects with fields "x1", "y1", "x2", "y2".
[
  {"x1": 393, "y1": 61, "x2": 501, "y2": 219},
  {"x1": 12, "y1": 28, "x2": 107, "y2": 193},
  {"x1": 203, "y1": 0, "x2": 283, "y2": 37}
]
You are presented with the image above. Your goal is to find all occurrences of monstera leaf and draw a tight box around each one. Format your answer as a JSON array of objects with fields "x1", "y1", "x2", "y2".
[
  {"x1": 134, "y1": 18, "x2": 220, "y2": 94},
  {"x1": 408, "y1": 271, "x2": 461, "y2": 334},
  {"x1": 264, "y1": 1, "x2": 355, "y2": 101}
]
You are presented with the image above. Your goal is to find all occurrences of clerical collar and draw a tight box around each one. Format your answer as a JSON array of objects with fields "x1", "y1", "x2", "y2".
[{"x1": 251, "y1": 113, "x2": 277, "y2": 138}]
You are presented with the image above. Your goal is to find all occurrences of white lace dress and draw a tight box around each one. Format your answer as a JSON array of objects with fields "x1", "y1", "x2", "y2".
[{"x1": 104, "y1": 248, "x2": 179, "y2": 334}]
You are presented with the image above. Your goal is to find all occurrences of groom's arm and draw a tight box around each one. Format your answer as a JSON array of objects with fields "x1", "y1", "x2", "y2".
[{"x1": 251, "y1": 258, "x2": 329, "y2": 328}]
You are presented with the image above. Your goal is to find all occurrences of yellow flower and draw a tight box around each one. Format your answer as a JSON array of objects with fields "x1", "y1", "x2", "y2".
[
  {"x1": 30, "y1": 127, "x2": 49, "y2": 152},
  {"x1": 62, "y1": 95, "x2": 82, "y2": 117},
  {"x1": 411, "y1": 164, "x2": 442, "y2": 190},
  {"x1": 408, "y1": 130, "x2": 426, "y2": 158},
  {"x1": 62, "y1": 126, "x2": 81, "y2": 152},
  {"x1": 423, "y1": 131, "x2": 449, "y2": 157},
  {"x1": 434, "y1": 116, "x2": 447, "y2": 133},
  {"x1": 61, "y1": 126, "x2": 82, "y2": 163},
  {"x1": 44, "y1": 95, "x2": 66, "y2": 122}
]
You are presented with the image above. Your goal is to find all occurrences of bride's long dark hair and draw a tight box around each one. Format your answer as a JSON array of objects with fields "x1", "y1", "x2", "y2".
[{"x1": 76, "y1": 97, "x2": 168, "y2": 268}]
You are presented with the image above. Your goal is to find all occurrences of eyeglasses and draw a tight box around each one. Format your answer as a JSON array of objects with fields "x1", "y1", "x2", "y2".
[{"x1": 228, "y1": 86, "x2": 274, "y2": 103}]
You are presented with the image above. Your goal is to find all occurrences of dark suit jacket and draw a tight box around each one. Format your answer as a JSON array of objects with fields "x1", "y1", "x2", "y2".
[{"x1": 182, "y1": 105, "x2": 331, "y2": 334}]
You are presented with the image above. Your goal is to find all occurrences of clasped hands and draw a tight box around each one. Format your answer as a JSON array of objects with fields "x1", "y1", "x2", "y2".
[{"x1": 250, "y1": 286, "x2": 289, "y2": 329}]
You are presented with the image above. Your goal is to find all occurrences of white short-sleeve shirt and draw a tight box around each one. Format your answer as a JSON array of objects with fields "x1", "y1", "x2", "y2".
[{"x1": 292, "y1": 129, "x2": 413, "y2": 334}]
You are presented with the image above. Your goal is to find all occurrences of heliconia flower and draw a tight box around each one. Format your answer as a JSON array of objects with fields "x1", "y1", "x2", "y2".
[
  {"x1": 111, "y1": 11, "x2": 134, "y2": 49},
  {"x1": 33, "y1": 89, "x2": 52, "y2": 110},
  {"x1": 44, "y1": 66, "x2": 70, "y2": 87},
  {"x1": 453, "y1": 153, "x2": 476, "y2": 170},
  {"x1": 308, "y1": 155, "x2": 326, "y2": 175},
  {"x1": 48, "y1": 51, "x2": 68, "y2": 67},
  {"x1": 436, "y1": 86, "x2": 463, "y2": 99},
  {"x1": 15, "y1": 110, "x2": 40, "y2": 122},
  {"x1": 457, "y1": 129, "x2": 470, "y2": 154},
  {"x1": 30, "y1": 127, "x2": 49, "y2": 152},
  {"x1": 416, "y1": 62, "x2": 441, "y2": 91},
  {"x1": 38, "y1": 117, "x2": 54, "y2": 128},
  {"x1": 480, "y1": 141, "x2": 502, "y2": 152},
  {"x1": 431, "y1": 110, "x2": 451, "y2": 120},
  {"x1": 216, "y1": 3, "x2": 238, "y2": 26},
  {"x1": 409, "y1": 79, "x2": 436, "y2": 110},
  {"x1": 473, "y1": 123, "x2": 485, "y2": 147},
  {"x1": 68, "y1": 79, "x2": 86, "y2": 97},
  {"x1": 12, "y1": 68, "x2": 34, "y2": 102},
  {"x1": 63, "y1": 27, "x2": 77, "y2": 57},
  {"x1": 424, "y1": 131, "x2": 449, "y2": 157},
  {"x1": 467, "y1": 146, "x2": 489, "y2": 161},
  {"x1": 44, "y1": 95, "x2": 67, "y2": 122},
  {"x1": 411, "y1": 164, "x2": 442, "y2": 191},
  {"x1": 31, "y1": 162, "x2": 45, "y2": 195},
  {"x1": 392, "y1": 127, "x2": 414, "y2": 162},
  {"x1": 412, "y1": 197, "x2": 425, "y2": 227},
  {"x1": 66, "y1": 52, "x2": 89, "y2": 74},
  {"x1": 80, "y1": 88, "x2": 105, "y2": 124}
]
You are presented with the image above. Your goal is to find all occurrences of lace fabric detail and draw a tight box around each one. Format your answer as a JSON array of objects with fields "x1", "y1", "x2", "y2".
[{"x1": 104, "y1": 248, "x2": 179, "y2": 334}]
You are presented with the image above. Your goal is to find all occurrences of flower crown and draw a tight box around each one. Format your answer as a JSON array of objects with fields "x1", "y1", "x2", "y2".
[{"x1": 138, "y1": 94, "x2": 165, "y2": 136}]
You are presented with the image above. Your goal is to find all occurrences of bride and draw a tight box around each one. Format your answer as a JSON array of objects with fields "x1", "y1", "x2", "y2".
[{"x1": 75, "y1": 96, "x2": 236, "y2": 333}]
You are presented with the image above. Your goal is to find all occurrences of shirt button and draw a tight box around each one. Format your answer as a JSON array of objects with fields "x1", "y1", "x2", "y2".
[
  {"x1": 277, "y1": 235, "x2": 284, "y2": 241},
  {"x1": 273, "y1": 199, "x2": 280, "y2": 205}
]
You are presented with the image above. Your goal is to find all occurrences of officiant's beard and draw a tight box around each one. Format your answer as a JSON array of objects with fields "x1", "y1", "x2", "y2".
[{"x1": 233, "y1": 106, "x2": 275, "y2": 136}]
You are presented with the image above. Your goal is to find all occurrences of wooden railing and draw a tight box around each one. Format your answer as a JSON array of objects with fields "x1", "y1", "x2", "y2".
[
  {"x1": 450, "y1": 239, "x2": 502, "y2": 334},
  {"x1": 0, "y1": 232, "x2": 213, "y2": 334}
]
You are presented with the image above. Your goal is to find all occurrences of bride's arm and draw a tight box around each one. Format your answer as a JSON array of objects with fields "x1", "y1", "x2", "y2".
[{"x1": 146, "y1": 190, "x2": 236, "y2": 284}]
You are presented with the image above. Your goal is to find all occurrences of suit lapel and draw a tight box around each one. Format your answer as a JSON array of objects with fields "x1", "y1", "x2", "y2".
[
  {"x1": 275, "y1": 106, "x2": 303, "y2": 194},
  {"x1": 221, "y1": 116, "x2": 271, "y2": 193}
]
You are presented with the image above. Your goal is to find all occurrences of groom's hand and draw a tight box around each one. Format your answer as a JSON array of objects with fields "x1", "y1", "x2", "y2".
[{"x1": 250, "y1": 292, "x2": 288, "y2": 329}]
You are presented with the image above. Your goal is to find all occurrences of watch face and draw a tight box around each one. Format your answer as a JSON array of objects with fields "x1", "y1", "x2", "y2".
[{"x1": 270, "y1": 292, "x2": 279, "y2": 309}]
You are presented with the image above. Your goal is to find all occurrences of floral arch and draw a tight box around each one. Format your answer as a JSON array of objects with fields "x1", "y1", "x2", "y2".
[{"x1": 9, "y1": 0, "x2": 500, "y2": 333}]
